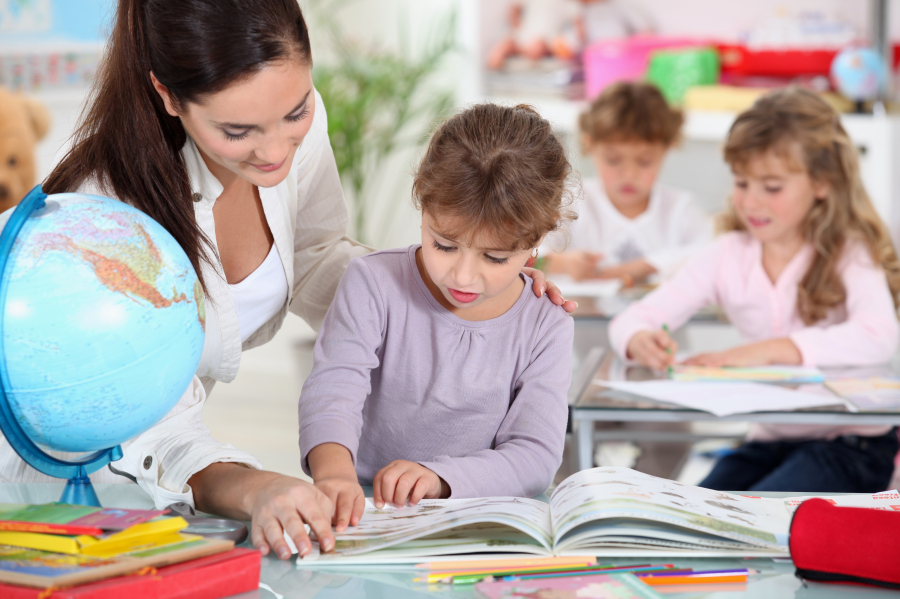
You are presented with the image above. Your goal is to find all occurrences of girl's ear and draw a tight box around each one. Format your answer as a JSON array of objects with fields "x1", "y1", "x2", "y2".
[
  {"x1": 812, "y1": 179, "x2": 831, "y2": 201},
  {"x1": 149, "y1": 72, "x2": 180, "y2": 118},
  {"x1": 580, "y1": 133, "x2": 594, "y2": 154}
]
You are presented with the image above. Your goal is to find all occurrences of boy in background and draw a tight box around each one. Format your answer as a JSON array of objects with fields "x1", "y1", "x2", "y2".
[{"x1": 545, "y1": 82, "x2": 712, "y2": 285}]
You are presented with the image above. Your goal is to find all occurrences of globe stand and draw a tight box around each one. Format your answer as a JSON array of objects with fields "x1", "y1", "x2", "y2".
[{"x1": 0, "y1": 185, "x2": 124, "y2": 507}]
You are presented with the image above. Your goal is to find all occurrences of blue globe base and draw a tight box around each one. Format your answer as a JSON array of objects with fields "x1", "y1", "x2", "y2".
[{"x1": 61, "y1": 469, "x2": 102, "y2": 507}]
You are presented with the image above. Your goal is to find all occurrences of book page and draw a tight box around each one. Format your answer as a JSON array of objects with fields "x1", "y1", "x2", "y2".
[
  {"x1": 309, "y1": 497, "x2": 553, "y2": 558},
  {"x1": 549, "y1": 468, "x2": 790, "y2": 552},
  {"x1": 780, "y1": 489, "x2": 900, "y2": 512}
]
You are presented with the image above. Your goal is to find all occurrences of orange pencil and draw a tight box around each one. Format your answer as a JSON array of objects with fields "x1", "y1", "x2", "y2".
[{"x1": 641, "y1": 574, "x2": 748, "y2": 586}]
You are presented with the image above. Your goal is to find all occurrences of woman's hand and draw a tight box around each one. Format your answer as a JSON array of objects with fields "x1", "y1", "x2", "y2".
[
  {"x1": 522, "y1": 267, "x2": 577, "y2": 313},
  {"x1": 373, "y1": 460, "x2": 449, "y2": 508},
  {"x1": 314, "y1": 474, "x2": 366, "y2": 532},
  {"x1": 682, "y1": 339, "x2": 802, "y2": 367},
  {"x1": 188, "y1": 463, "x2": 335, "y2": 561},
  {"x1": 245, "y1": 474, "x2": 336, "y2": 559},
  {"x1": 307, "y1": 443, "x2": 365, "y2": 532},
  {"x1": 626, "y1": 330, "x2": 677, "y2": 370}
]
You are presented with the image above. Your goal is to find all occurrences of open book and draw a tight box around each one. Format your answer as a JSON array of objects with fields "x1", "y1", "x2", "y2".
[{"x1": 298, "y1": 468, "x2": 900, "y2": 564}]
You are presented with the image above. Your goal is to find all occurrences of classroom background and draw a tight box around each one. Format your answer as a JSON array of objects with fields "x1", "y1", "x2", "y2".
[{"x1": 6, "y1": 0, "x2": 900, "y2": 485}]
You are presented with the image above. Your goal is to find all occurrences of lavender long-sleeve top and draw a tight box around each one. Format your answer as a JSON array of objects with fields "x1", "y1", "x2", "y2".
[{"x1": 298, "y1": 245, "x2": 574, "y2": 498}]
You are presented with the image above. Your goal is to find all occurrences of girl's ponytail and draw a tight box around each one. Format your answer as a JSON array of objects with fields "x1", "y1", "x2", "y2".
[{"x1": 43, "y1": 0, "x2": 313, "y2": 295}]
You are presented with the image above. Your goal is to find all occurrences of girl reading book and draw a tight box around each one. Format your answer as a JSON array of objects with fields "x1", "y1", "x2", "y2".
[
  {"x1": 298, "y1": 104, "x2": 576, "y2": 530},
  {"x1": 609, "y1": 88, "x2": 900, "y2": 492}
]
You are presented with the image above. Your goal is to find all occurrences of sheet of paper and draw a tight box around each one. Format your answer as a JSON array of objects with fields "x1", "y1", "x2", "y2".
[
  {"x1": 825, "y1": 377, "x2": 900, "y2": 411},
  {"x1": 671, "y1": 365, "x2": 824, "y2": 384},
  {"x1": 596, "y1": 380, "x2": 842, "y2": 416}
]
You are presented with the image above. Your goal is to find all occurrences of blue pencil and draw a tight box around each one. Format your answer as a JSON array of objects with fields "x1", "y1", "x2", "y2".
[{"x1": 502, "y1": 565, "x2": 684, "y2": 582}]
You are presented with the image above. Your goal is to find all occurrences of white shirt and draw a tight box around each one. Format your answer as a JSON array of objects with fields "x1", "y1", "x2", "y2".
[
  {"x1": 557, "y1": 178, "x2": 712, "y2": 279},
  {"x1": 229, "y1": 244, "x2": 288, "y2": 344},
  {"x1": 0, "y1": 90, "x2": 370, "y2": 508}
]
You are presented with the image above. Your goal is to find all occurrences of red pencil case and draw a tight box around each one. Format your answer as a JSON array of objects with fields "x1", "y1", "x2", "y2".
[
  {"x1": 789, "y1": 497, "x2": 900, "y2": 590},
  {"x1": 0, "y1": 547, "x2": 261, "y2": 599}
]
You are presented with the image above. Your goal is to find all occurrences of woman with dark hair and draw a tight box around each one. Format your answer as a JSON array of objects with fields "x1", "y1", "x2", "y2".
[
  {"x1": 1, "y1": 0, "x2": 348, "y2": 560},
  {"x1": 0, "y1": 0, "x2": 572, "y2": 560}
]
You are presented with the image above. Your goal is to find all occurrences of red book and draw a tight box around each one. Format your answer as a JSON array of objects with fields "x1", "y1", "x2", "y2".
[
  {"x1": 0, "y1": 521, "x2": 104, "y2": 536},
  {"x1": 0, "y1": 547, "x2": 260, "y2": 599}
]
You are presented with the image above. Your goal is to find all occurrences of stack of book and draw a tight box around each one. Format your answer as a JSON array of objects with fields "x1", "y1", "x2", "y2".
[{"x1": 0, "y1": 502, "x2": 259, "y2": 597}]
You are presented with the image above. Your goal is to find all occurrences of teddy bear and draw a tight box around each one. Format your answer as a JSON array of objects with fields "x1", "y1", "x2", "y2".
[{"x1": 0, "y1": 86, "x2": 51, "y2": 214}]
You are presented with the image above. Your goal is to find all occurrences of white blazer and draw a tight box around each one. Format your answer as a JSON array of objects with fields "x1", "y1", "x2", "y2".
[{"x1": 0, "y1": 90, "x2": 369, "y2": 508}]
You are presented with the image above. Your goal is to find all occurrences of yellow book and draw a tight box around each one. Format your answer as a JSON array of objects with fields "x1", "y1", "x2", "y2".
[
  {"x1": 0, "y1": 516, "x2": 189, "y2": 557},
  {"x1": 81, "y1": 532, "x2": 201, "y2": 558},
  {"x1": 0, "y1": 531, "x2": 91, "y2": 555},
  {"x1": 79, "y1": 517, "x2": 190, "y2": 557}
]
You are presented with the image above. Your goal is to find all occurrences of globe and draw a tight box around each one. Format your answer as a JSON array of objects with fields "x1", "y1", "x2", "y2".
[
  {"x1": 0, "y1": 186, "x2": 205, "y2": 504},
  {"x1": 830, "y1": 47, "x2": 887, "y2": 102}
]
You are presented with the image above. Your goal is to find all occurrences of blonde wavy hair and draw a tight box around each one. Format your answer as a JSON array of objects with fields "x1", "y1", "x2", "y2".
[{"x1": 721, "y1": 87, "x2": 900, "y2": 324}]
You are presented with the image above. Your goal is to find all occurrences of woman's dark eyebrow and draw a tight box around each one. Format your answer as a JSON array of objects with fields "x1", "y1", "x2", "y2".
[{"x1": 215, "y1": 90, "x2": 312, "y2": 129}]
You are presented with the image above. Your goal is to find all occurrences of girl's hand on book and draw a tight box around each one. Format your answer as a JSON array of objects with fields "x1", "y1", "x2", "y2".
[
  {"x1": 307, "y1": 443, "x2": 365, "y2": 532},
  {"x1": 314, "y1": 475, "x2": 366, "y2": 532},
  {"x1": 373, "y1": 460, "x2": 450, "y2": 508},
  {"x1": 627, "y1": 330, "x2": 678, "y2": 370}
]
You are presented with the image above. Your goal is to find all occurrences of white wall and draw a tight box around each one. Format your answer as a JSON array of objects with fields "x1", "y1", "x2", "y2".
[{"x1": 31, "y1": 0, "x2": 900, "y2": 250}]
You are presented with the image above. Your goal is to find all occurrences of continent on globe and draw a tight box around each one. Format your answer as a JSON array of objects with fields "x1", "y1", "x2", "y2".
[{"x1": 1, "y1": 193, "x2": 205, "y2": 453}]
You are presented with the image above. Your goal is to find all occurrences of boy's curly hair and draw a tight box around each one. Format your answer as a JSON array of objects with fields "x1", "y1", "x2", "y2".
[{"x1": 579, "y1": 81, "x2": 683, "y2": 147}]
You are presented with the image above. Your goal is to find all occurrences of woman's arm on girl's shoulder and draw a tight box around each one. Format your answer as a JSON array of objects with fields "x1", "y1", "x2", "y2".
[
  {"x1": 789, "y1": 242, "x2": 900, "y2": 367},
  {"x1": 288, "y1": 92, "x2": 371, "y2": 331},
  {"x1": 608, "y1": 234, "x2": 728, "y2": 361},
  {"x1": 418, "y1": 311, "x2": 574, "y2": 499}
]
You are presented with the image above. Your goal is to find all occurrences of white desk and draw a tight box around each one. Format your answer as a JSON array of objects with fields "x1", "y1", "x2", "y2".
[{"x1": 2, "y1": 483, "x2": 898, "y2": 598}]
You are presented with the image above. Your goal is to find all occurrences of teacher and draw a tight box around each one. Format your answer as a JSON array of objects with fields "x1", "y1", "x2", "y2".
[{"x1": 0, "y1": 0, "x2": 573, "y2": 560}]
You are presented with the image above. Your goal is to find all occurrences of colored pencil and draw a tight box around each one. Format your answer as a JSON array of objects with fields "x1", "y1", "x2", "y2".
[
  {"x1": 641, "y1": 575, "x2": 748, "y2": 586},
  {"x1": 638, "y1": 570, "x2": 750, "y2": 586},
  {"x1": 501, "y1": 566, "x2": 688, "y2": 583},
  {"x1": 435, "y1": 564, "x2": 679, "y2": 585},
  {"x1": 636, "y1": 568, "x2": 750, "y2": 578},
  {"x1": 420, "y1": 562, "x2": 615, "y2": 583},
  {"x1": 662, "y1": 323, "x2": 674, "y2": 376},
  {"x1": 414, "y1": 556, "x2": 596, "y2": 570}
]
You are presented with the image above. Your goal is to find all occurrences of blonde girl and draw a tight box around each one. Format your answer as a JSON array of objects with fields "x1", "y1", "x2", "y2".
[{"x1": 610, "y1": 87, "x2": 900, "y2": 492}]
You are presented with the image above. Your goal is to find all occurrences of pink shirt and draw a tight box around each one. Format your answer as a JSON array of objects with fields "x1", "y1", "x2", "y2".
[{"x1": 609, "y1": 231, "x2": 899, "y2": 441}]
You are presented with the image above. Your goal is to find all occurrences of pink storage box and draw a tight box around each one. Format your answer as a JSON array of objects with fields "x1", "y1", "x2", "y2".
[{"x1": 583, "y1": 36, "x2": 708, "y2": 100}]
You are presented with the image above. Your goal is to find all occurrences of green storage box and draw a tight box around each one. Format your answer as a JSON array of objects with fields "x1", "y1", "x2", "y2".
[{"x1": 647, "y1": 47, "x2": 720, "y2": 105}]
